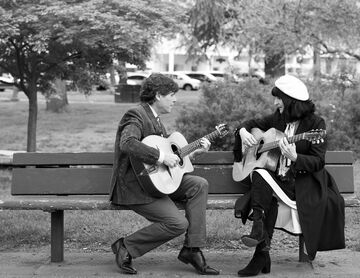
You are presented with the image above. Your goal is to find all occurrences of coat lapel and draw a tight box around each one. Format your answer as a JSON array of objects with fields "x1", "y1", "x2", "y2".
[{"x1": 141, "y1": 103, "x2": 165, "y2": 136}]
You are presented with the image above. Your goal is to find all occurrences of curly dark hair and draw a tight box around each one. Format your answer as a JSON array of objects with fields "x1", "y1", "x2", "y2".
[
  {"x1": 140, "y1": 73, "x2": 179, "y2": 104},
  {"x1": 271, "y1": 86, "x2": 315, "y2": 122}
]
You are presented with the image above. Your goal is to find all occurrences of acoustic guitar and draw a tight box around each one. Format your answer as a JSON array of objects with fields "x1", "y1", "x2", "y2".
[
  {"x1": 131, "y1": 124, "x2": 229, "y2": 197},
  {"x1": 232, "y1": 127, "x2": 326, "y2": 182}
]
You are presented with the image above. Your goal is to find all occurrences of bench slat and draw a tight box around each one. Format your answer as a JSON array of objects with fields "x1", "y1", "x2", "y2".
[
  {"x1": 0, "y1": 195, "x2": 241, "y2": 210},
  {"x1": 193, "y1": 166, "x2": 250, "y2": 194},
  {"x1": 325, "y1": 165, "x2": 355, "y2": 193},
  {"x1": 12, "y1": 152, "x2": 235, "y2": 166},
  {"x1": 11, "y1": 168, "x2": 112, "y2": 195},
  {"x1": 193, "y1": 151, "x2": 234, "y2": 165},
  {"x1": 11, "y1": 167, "x2": 250, "y2": 195},
  {"x1": 13, "y1": 152, "x2": 114, "y2": 166},
  {"x1": 1, "y1": 194, "x2": 358, "y2": 211},
  {"x1": 12, "y1": 151, "x2": 353, "y2": 166},
  {"x1": 325, "y1": 151, "x2": 353, "y2": 164},
  {"x1": 11, "y1": 151, "x2": 354, "y2": 195}
]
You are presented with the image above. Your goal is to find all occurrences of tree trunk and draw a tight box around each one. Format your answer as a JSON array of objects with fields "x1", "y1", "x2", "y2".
[
  {"x1": 109, "y1": 65, "x2": 116, "y2": 85},
  {"x1": 313, "y1": 45, "x2": 321, "y2": 82},
  {"x1": 26, "y1": 89, "x2": 38, "y2": 152},
  {"x1": 108, "y1": 65, "x2": 116, "y2": 94},
  {"x1": 264, "y1": 50, "x2": 285, "y2": 78},
  {"x1": 11, "y1": 87, "x2": 20, "y2": 101},
  {"x1": 118, "y1": 61, "x2": 128, "y2": 84}
]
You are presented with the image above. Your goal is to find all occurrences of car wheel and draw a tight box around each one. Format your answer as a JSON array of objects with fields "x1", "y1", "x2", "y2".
[{"x1": 183, "y1": 84, "x2": 192, "y2": 91}]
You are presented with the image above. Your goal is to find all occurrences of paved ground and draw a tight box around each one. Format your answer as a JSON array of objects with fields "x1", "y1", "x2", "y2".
[{"x1": 1, "y1": 249, "x2": 359, "y2": 277}]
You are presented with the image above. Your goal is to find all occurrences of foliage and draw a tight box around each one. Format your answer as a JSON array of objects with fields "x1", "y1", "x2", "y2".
[
  {"x1": 309, "y1": 80, "x2": 360, "y2": 154},
  {"x1": 175, "y1": 80, "x2": 273, "y2": 151},
  {"x1": 0, "y1": 0, "x2": 184, "y2": 151},
  {"x1": 184, "y1": 0, "x2": 360, "y2": 76},
  {"x1": 176, "y1": 80, "x2": 360, "y2": 154}
]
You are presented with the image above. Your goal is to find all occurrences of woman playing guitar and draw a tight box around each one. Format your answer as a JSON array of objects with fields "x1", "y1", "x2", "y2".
[{"x1": 233, "y1": 75, "x2": 345, "y2": 277}]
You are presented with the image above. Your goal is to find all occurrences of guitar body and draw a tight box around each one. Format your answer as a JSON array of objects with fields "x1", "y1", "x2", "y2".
[
  {"x1": 132, "y1": 132, "x2": 194, "y2": 197},
  {"x1": 232, "y1": 128, "x2": 283, "y2": 182}
]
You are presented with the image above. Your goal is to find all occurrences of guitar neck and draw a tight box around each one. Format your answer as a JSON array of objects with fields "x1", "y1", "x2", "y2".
[
  {"x1": 179, "y1": 130, "x2": 220, "y2": 158},
  {"x1": 258, "y1": 133, "x2": 306, "y2": 153}
]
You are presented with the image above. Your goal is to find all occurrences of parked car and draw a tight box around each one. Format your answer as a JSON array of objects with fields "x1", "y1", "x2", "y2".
[
  {"x1": 161, "y1": 72, "x2": 201, "y2": 91},
  {"x1": 210, "y1": 71, "x2": 225, "y2": 81},
  {"x1": 0, "y1": 73, "x2": 15, "y2": 91},
  {"x1": 210, "y1": 71, "x2": 240, "y2": 83},
  {"x1": 180, "y1": 71, "x2": 217, "y2": 83},
  {"x1": 126, "y1": 72, "x2": 150, "y2": 86},
  {"x1": 236, "y1": 71, "x2": 268, "y2": 84}
]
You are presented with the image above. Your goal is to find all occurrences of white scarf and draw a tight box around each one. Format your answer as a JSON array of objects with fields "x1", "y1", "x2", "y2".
[{"x1": 277, "y1": 121, "x2": 299, "y2": 177}]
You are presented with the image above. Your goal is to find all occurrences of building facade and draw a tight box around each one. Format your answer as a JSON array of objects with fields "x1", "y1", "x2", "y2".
[{"x1": 145, "y1": 38, "x2": 360, "y2": 80}]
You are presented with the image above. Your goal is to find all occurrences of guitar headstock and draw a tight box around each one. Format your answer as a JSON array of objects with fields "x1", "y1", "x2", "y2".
[
  {"x1": 304, "y1": 129, "x2": 326, "y2": 144},
  {"x1": 215, "y1": 123, "x2": 229, "y2": 138}
]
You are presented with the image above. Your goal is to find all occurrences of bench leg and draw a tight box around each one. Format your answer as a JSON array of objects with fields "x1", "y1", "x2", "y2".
[
  {"x1": 299, "y1": 235, "x2": 309, "y2": 262},
  {"x1": 51, "y1": 210, "x2": 64, "y2": 262}
]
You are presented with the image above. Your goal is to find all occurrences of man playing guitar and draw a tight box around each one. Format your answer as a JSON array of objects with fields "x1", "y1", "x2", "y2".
[{"x1": 109, "y1": 73, "x2": 219, "y2": 275}]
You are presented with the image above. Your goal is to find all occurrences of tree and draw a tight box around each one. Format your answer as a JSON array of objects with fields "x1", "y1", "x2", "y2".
[
  {"x1": 0, "y1": 0, "x2": 184, "y2": 151},
  {"x1": 184, "y1": 0, "x2": 360, "y2": 78},
  {"x1": 292, "y1": 0, "x2": 360, "y2": 80},
  {"x1": 183, "y1": 0, "x2": 289, "y2": 77}
]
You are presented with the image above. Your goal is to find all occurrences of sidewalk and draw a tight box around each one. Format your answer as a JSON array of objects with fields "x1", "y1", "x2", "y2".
[{"x1": 1, "y1": 249, "x2": 359, "y2": 277}]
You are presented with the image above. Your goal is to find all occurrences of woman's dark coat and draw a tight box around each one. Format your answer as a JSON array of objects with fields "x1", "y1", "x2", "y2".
[{"x1": 234, "y1": 110, "x2": 345, "y2": 260}]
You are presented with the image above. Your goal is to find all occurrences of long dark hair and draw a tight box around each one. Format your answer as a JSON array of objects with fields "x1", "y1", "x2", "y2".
[{"x1": 271, "y1": 87, "x2": 315, "y2": 123}]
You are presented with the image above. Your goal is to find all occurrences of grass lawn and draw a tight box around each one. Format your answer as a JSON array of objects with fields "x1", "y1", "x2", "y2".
[
  {"x1": 0, "y1": 89, "x2": 359, "y2": 253},
  {"x1": 0, "y1": 89, "x2": 199, "y2": 152}
]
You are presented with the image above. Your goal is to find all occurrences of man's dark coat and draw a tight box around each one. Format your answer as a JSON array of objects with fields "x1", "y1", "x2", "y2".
[{"x1": 109, "y1": 103, "x2": 166, "y2": 205}]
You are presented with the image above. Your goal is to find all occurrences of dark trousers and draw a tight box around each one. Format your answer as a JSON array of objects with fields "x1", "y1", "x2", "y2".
[
  {"x1": 251, "y1": 171, "x2": 295, "y2": 211},
  {"x1": 251, "y1": 171, "x2": 296, "y2": 240},
  {"x1": 124, "y1": 174, "x2": 209, "y2": 258}
]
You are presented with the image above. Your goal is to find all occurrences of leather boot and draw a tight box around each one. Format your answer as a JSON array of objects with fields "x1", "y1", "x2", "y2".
[
  {"x1": 241, "y1": 208, "x2": 265, "y2": 247},
  {"x1": 242, "y1": 172, "x2": 274, "y2": 248},
  {"x1": 263, "y1": 197, "x2": 278, "y2": 251},
  {"x1": 238, "y1": 241, "x2": 271, "y2": 277}
]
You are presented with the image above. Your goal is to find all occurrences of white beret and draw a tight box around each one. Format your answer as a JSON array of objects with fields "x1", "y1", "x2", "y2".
[{"x1": 274, "y1": 75, "x2": 309, "y2": 101}]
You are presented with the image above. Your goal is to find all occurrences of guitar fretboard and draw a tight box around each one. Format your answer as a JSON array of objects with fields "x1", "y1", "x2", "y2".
[
  {"x1": 179, "y1": 130, "x2": 221, "y2": 158},
  {"x1": 258, "y1": 133, "x2": 307, "y2": 153}
]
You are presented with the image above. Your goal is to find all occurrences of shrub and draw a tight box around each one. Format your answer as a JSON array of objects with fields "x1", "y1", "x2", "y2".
[
  {"x1": 309, "y1": 80, "x2": 360, "y2": 156},
  {"x1": 175, "y1": 79, "x2": 360, "y2": 158},
  {"x1": 175, "y1": 80, "x2": 273, "y2": 151}
]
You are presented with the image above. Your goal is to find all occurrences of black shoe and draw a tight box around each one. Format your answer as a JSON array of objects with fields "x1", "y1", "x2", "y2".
[
  {"x1": 237, "y1": 250, "x2": 271, "y2": 277},
  {"x1": 178, "y1": 247, "x2": 220, "y2": 275},
  {"x1": 111, "y1": 238, "x2": 137, "y2": 275}
]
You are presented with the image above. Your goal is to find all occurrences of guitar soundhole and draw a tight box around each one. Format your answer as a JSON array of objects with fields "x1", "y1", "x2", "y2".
[
  {"x1": 256, "y1": 140, "x2": 264, "y2": 160},
  {"x1": 171, "y1": 144, "x2": 184, "y2": 166}
]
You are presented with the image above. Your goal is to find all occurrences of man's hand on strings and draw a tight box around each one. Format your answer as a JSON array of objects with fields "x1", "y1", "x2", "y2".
[{"x1": 163, "y1": 153, "x2": 180, "y2": 168}]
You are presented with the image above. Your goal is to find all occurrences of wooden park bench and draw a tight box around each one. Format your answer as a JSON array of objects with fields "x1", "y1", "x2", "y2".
[{"x1": 0, "y1": 151, "x2": 358, "y2": 263}]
